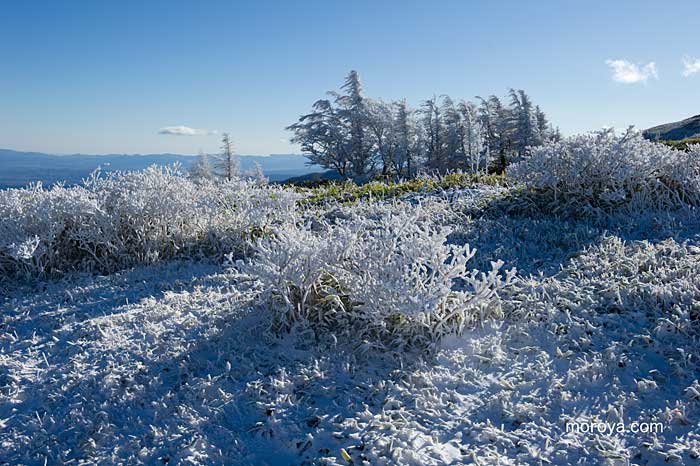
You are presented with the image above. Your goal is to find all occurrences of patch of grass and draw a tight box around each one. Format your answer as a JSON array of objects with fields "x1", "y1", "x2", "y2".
[
  {"x1": 659, "y1": 138, "x2": 700, "y2": 152},
  {"x1": 299, "y1": 172, "x2": 505, "y2": 206}
]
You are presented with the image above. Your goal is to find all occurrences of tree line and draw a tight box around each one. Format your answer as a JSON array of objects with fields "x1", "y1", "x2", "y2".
[
  {"x1": 287, "y1": 71, "x2": 560, "y2": 179},
  {"x1": 189, "y1": 133, "x2": 266, "y2": 183}
]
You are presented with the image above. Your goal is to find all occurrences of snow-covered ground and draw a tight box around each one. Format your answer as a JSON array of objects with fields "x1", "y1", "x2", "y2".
[{"x1": 2, "y1": 183, "x2": 699, "y2": 465}]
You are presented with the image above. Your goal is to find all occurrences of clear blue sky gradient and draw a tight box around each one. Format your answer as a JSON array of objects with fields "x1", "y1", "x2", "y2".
[{"x1": 1, "y1": 0, "x2": 699, "y2": 155}]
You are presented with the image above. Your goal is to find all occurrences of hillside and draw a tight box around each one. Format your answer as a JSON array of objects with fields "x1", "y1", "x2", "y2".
[
  {"x1": 643, "y1": 114, "x2": 700, "y2": 141},
  {"x1": 2, "y1": 131, "x2": 700, "y2": 465},
  {"x1": 0, "y1": 149, "x2": 322, "y2": 188}
]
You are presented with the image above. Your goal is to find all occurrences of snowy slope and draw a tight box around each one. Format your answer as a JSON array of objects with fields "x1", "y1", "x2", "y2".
[{"x1": 2, "y1": 185, "x2": 700, "y2": 465}]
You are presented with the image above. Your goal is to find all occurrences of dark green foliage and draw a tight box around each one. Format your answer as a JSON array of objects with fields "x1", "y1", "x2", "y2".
[{"x1": 659, "y1": 138, "x2": 700, "y2": 152}]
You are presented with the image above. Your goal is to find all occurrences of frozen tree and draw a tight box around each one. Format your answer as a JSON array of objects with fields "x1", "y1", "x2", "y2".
[
  {"x1": 216, "y1": 133, "x2": 240, "y2": 181},
  {"x1": 367, "y1": 99, "x2": 395, "y2": 177},
  {"x1": 253, "y1": 161, "x2": 267, "y2": 183},
  {"x1": 508, "y1": 89, "x2": 538, "y2": 157},
  {"x1": 551, "y1": 126, "x2": 563, "y2": 142},
  {"x1": 476, "y1": 96, "x2": 496, "y2": 152},
  {"x1": 440, "y1": 96, "x2": 462, "y2": 171},
  {"x1": 287, "y1": 99, "x2": 352, "y2": 177},
  {"x1": 392, "y1": 99, "x2": 418, "y2": 178},
  {"x1": 458, "y1": 101, "x2": 486, "y2": 173},
  {"x1": 337, "y1": 70, "x2": 372, "y2": 176},
  {"x1": 477, "y1": 95, "x2": 511, "y2": 173},
  {"x1": 421, "y1": 96, "x2": 444, "y2": 172},
  {"x1": 288, "y1": 71, "x2": 371, "y2": 178},
  {"x1": 534, "y1": 105, "x2": 555, "y2": 144},
  {"x1": 188, "y1": 151, "x2": 215, "y2": 182},
  {"x1": 290, "y1": 71, "x2": 553, "y2": 177},
  {"x1": 244, "y1": 161, "x2": 268, "y2": 184}
]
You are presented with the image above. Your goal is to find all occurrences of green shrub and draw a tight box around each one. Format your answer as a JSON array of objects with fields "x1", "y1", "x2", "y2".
[
  {"x1": 659, "y1": 138, "x2": 700, "y2": 152},
  {"x1": 299, "y1": 172, "x2": 505, "y2": 206}
]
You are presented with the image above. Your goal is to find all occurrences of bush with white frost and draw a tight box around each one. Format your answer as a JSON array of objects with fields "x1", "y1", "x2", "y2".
[
  {"x1": 247, "y1": 206, "x2": 515, "y2": 351},
  {"x1": 507, "y1": 128, "x2": 700, "y2": 214},
  {"x1": 0, "y1": 165, "x2": 298, "y2": 278}
]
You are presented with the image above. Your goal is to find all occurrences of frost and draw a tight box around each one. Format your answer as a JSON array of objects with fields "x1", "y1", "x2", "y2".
[
  {"x1": 1, "y1": 135, "x2": 700, "y2": 464},
  {"x1": 247, "y1": 206, "x2": 515, "y2": 351},
  {"x1": 0, "y1": 165, "x2": 298, "y2": 278},
  {"x1": 507, "y1": 128, "x2": 700, "y2": 215}
]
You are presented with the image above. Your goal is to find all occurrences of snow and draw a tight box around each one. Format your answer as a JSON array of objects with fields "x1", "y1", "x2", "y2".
[{"x1": 2, "y1": 178, "x2": 700, "y2": 465}]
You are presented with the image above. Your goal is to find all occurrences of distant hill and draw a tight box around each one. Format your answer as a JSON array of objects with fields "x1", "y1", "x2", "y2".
[
  {"x1": 643, "y1": 114, "x2": 700, "y2": 141},
  {"x1": 0, "y1": 149, "x2": 323, "y2": 189}
]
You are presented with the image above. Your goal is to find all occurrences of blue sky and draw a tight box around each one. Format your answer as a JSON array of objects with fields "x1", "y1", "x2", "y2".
[{"x1": 1, "y1": 0, "x2": 699, "y2": 155}]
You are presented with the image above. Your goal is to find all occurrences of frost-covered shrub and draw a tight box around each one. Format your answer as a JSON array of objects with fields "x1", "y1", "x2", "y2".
[
  {"x1": 507, "y1": 128, "x2": 700, "y2": 215},
  {"x1": 0, "y1": 166, "x2": 298, "y2": 279},
  {"x1": 247, "y1": 206, "x2": 515, "y2": 352}
]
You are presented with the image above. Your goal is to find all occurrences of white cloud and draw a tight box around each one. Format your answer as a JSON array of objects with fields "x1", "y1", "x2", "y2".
[
  {"x1": 158, "y1": 125, "x2": 212, "y2": 136},
  {"x1": 605, "y1": 59, "x2": 658, "y2": 84},
  {"x1": 682, "y1": 56, "x2": 700, "y2": 77}
]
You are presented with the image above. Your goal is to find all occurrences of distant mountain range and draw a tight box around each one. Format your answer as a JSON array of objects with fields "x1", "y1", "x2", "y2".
[
  {"x1": 0, "y1": 149, "x2": 323, "y2": 189},
  {"x1": 643, "y1": 114, "x2": 700, "y2": 141}
]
